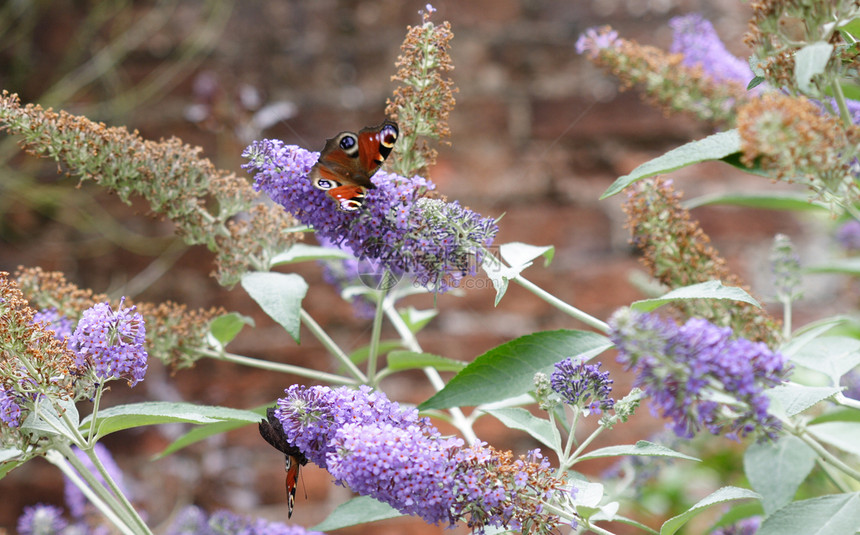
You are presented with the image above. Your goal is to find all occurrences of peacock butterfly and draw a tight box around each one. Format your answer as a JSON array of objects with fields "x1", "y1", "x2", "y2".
[
  {"x1": 309, "y1": 120, "x2": 399, "y2": 211},
  {"x1": 259, "y1": 407, "x2": 308, "y2": 518}
]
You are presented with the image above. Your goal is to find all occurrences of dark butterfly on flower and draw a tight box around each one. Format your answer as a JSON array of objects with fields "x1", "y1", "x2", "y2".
[
  {"x1": 309, "y1": 119, "x2": 399, "y2": 211},
  {"x1": 258, "y1": 407, "x2": 308, "y2": 518}
]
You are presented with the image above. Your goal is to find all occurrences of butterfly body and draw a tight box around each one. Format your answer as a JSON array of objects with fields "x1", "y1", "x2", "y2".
[
  {"x1": 259, "y1": 408, "x2": 307, "y2": 518},
  {"x1": 309, "y1": 120, "x2": 398, "y2": 211}
]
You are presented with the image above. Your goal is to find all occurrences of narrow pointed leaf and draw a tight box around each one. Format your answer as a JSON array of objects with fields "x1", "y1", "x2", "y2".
[
  {"x1": 156, "y1": 405, "x2": 269, "y2": 459},
  {"x1": 631, "y1": 280, "x2": 760, "y2": 312},
  {"x1": 80, "y1": 402, "x2": 260, "y2": 440},
  {"x1": 683, "y1": 191, "x2": 826, "y2": 211},
  {"x1": 601, "y1": 130, "x2": 741, "y2": 198},
  {"x1": 578, "y1": 440, "x2": 700, "y2": 462},
  {"x1": 271, "y1": 243, "x2": 353, "y2": 265},
  {"x1": 660, "y1": 487, "x2": 760, "y2": 535},
  {"x1": 387, "y1": 350, "x2": 467, "y2": 372},
  {"x1": 766, "y1": 384, "x2": 840, "y2": 418},
  {"x1": 419, "y1": 330, "x2": 612, "y2": 410},
  {"x1": 312, "y1": 496, "x2": 403, "y2": 531}
]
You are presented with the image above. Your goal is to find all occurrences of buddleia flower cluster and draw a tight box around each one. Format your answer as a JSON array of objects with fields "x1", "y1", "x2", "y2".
[
  {"x1": 574, "y1": 22, "x2": 750, "y2": 126},
  {"x1": 272, "y1": 385, "x2": 563, "y2": 533},
  {"x1": 609, "y1": 308, "x2": 789, "y2": 440},
  {"x1": 1, "y1": 273, "x2": 78, "y2": 435},
  {"x1": 0, "y1": 272, "x2": 147, "y2": 449},
  {"x1": 242, "y1": 141, "x2": 498, "y2": 292},
  {"x1": 623, "y1": 178, "x2": 781, "y2": 345},
  {"x1": 68, "y1": 298, "x2": 148, "y2": 388},
  {"x1": 384, "y1": 3, "x2": 457, "y2": 177},
  {"x1": 17, "y1": 267, "x2": 225, "y2": 370},
  {"x1": 550, "y1": 357, "x2": 615, "y2": 415},
  {"x1": 0, "y1": 92, "x2": 300, "y2": 287}
]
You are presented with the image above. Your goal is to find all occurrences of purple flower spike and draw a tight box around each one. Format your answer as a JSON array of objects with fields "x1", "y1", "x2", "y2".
[
  {"x1": 551, "y1": 358, "x2": 615, "y2": 414},
  {"x1": 17, "y1": 504, "x2": 67, "y2": 535},
  {"x1": 669, "y1": 13, "x2": 756, "y2": 87},
  {"x1": 32, "y1": 308, "x2": 74, "y2": 341},
  {"x1": 609, "y1": 309, "x2": 789, "y2": 439},
  {"x1": 242, "y1": 140, "x2": 498, "y2": 292},
  {"x1": 273, "y1": 385, "x2": 563, "y2": 532},
  {"x1": 0, "y1": 386, "x2": 23, "y2": 427},
  {"x1": 69, "y1": 298, "x2": 148, "y2": 387}
]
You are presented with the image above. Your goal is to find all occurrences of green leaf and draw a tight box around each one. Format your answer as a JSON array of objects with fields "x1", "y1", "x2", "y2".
[
  {"x1": 386, "y1": 350, "x2": 466, "y2": 373},
  {"x1": 631, "y1": 280, "x2": 760, "y2": 312},
  {"x1": 0, "y1": 449, "x2": 25, "y2": 480},
  {"x1": 271, "y1": 243, "x2": 353, "y2": 265},
  {"x1": 21, "y1": 398, "x2": 79, "y2": 441},
  {"x1": 747, "y1": 76, "x2": 766, "y2": 90},
  {"x1": 155, "y1": 405, "x2": 268, "y2": 459},
  {"x1": 795, "y1": 42, "x2": 833, "y2": 93},
  {"x1": 482, "y1": 259, "x2": 524, "y2": 306},
  {"x1": 348, "y1": 340, "x2": 403, "y2": 367},
  {"x1": 683, "y1": 191, "x2": 826, "y2": 212},
  {"x1": 499, "y1": 242, "x2": 555, "y2": 268},
  {"x1": 807, "y1": 421, "x2": 860, "y2": 456},
  {"x1": 744, "y1": 435, "x2": 817, "y2": 515},
  {"x1": 660, "y1": 487, "x2": 760, "y2": 535},
  {"x1": 419, "y1": 330, "x2": 613, "y2": 410},
  {"x1": 209, "y1": 312, "x2": 254, "y2": 345},
  {"x1": 311, "y1": 495, "x2": 403, "y2": 531},
  {"x1": 788, "y1": 336, "x2": 860, "y2": 384},
  {"x1": 596, "y1": 514, "x2": 660, "y2": 535},
  {"x1": 81, "y1": 402, "x2": 260, "y2": 440},
  {"x1": 840, "y1": 18, "x2": 860, "y2": 38},
  {"x1": 577, "y1": 440, "x2": 700, "y2": 463},
  {"x1": 601, "y1": 130, "x2": 741, "y2": 199},
  {"x1": 241, "y1": 272, "x2": 308, "y2": 343},
  {"x1": 757, "y1": 492, "x2": 860, "y2": 535},
  {"x1": 483, "y1": 407, "x2": 562, "y2": 452},
  {"x1": 766, "y1": 384, "x2": 841, "y2": 418},
  {"x1": 806, "y1": 257, "x2": 860, "y2": 275},
  {"x1": 399, "y1": 306, "x2": 438, "y2": 334},
  {"x1": 721, "y1": 151, "x2": 772, "y2": 178},
  {"x1": 838, "y1": 82, "x2": 860, "y2": 102}
]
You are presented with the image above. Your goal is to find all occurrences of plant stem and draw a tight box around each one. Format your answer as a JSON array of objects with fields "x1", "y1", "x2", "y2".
[
  {"x1": 45, "y1": 450, "x2": 141, "y2": 535},
  {"x1": 792, "y1": 424, "x2": 860, "y2": 481},
  {"x1": 366, "y1": 278, "x2": 391, "y2": 387},
  {"x1": 514, "y1": 274, "x2": 610, "y2": 333},
  {"x1": 87, "y1": 383, "x2": 106, "y2": 445},
  {"x1": 300, "y1": 308, "x2": 368, "y2": 383},
  {"x1": 203, "y1": 349, "x2": 357, "y2": 385},
  {"x1": 383, "y1": 301, "x2": 477, "y2": 444},
  {"x1": 81, "y1": 444, "x2": 151, "y2": 535}
]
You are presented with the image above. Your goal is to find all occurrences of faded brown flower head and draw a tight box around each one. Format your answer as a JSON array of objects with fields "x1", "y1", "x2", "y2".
[
  {"x1": 737, "y1": 93, "x2": 860, "y2": 211},
  {"x1": 15, "y1": 267, "x2": 225, "y2": 370},
  {"x1": 0, "y1": 273, "x2": 77, "y2": 447},
  {"x1": 623, "y1": 178, "x2": 781, "y2": 346},
  {"x1": 385, "y1": 9, "x2": 457, "y2": 178},
  {"x1": 0, "y1": 91, "x2": 300, "y2": 286},
  {"x1": 745, "y1": 0, "x2": 860, "y2": 93},
  {"x1": 578, "y1": 26, "x2": 751, "y2": 126}
]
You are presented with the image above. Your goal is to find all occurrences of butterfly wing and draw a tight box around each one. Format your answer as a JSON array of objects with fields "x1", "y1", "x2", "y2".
[
  {"x1": 356, "y1": 119, "x2": 398, "y2": 180},
  {"x1": 285, "y1": 455, "x2": 301, "y2": 518},
  {"x1": 259, "y1": 408, "x2": 308, "y2": 518},
  {"x1": 309, "y1": 120, "x2": 398, "y2": 211}
]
